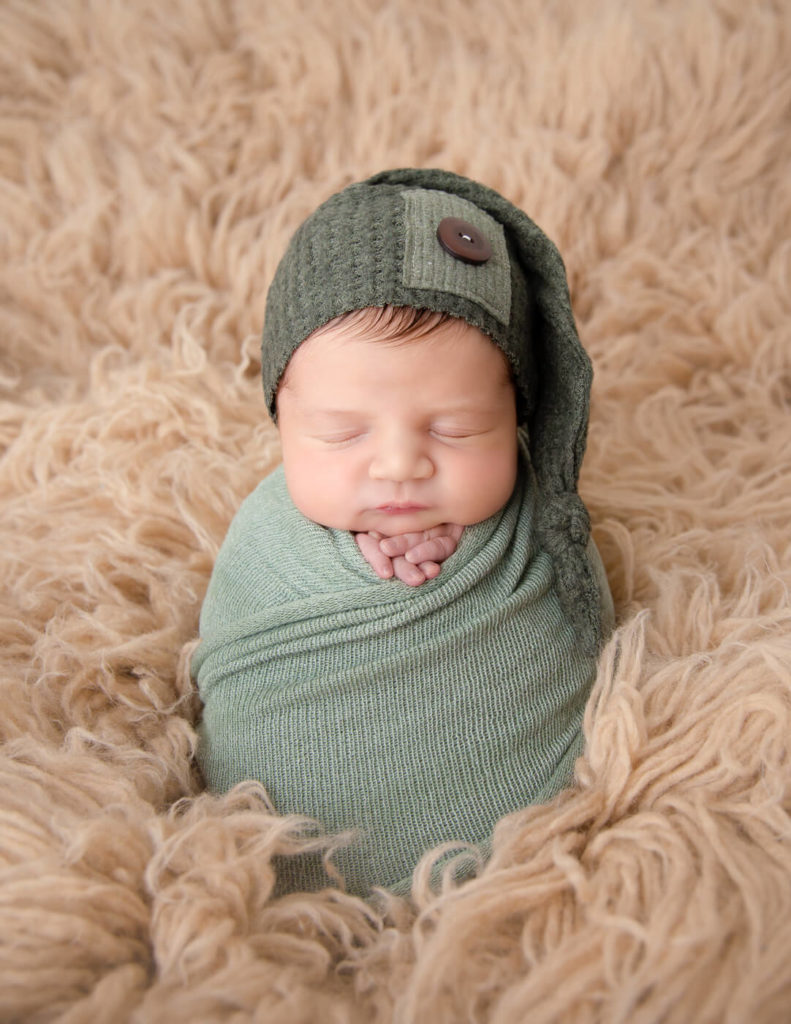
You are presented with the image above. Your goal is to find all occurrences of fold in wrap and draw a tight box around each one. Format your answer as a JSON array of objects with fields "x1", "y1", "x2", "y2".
[{"x1": 193, "y1": 437, "x2": 613, "y2": 897}]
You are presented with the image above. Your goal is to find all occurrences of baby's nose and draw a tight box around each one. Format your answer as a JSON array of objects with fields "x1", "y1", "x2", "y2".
[{"x1": 369, "y1": 434, "x2": 433, "y2": 482}]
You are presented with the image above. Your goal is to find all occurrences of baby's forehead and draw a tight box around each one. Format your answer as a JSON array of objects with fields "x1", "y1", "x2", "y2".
[{"x1": 280, "y1": 311, "x2": 514, "y2": 415}]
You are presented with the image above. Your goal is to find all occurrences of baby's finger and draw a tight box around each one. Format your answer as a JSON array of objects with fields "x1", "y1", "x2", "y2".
[
  {"x1": 404, "y1": 534, "x2": 459, "y2": 564},
  {"x1": 392, "y1": 555, "x2": 427, "y2": 587},
  {"x1": 379, "y1": 532, "x2": 425, "y2": 557},
  {"x1": 355, "y1": 532, "x2": 394, "y2": 579}
]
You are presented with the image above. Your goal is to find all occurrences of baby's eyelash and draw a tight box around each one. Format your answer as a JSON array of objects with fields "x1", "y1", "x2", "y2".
[
  {"x1": 318, "y1": 430, "x2": 366, "y2": 445},
  {"x1": 430, "y1": 426, "x2": 481, "y2": 440}
]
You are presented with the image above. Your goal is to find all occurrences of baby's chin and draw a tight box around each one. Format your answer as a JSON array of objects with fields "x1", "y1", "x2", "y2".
[
  {"x1": 324, "y1": 509, "x2": 451, "y2": 537},
  {"x1": 293, "y1": 496, "x2": 498, "y2": 536},
  {"x1": 302, "y1": 502, "x2": 502, "y2": 537},
  {"x1": 352, "y1": 514, "x2": 446, "y2": 537}
]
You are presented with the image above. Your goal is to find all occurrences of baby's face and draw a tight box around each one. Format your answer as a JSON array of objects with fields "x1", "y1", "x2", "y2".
[{"x1": 276, "y1": 316, "x2": 518, "y2": 536}]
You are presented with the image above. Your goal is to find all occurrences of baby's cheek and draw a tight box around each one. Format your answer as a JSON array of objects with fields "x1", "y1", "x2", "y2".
[
  {"x1": 283, "y1": 452, "x2": 362, "y2": 531},
  {"x1": 283, "y1": 456, "x2": 327, "y2": 519},
  {"x1": 462, "y1": 450, "x2": 517, "y2": 519}
]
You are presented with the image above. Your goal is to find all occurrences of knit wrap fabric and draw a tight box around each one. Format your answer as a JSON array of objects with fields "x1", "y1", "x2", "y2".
[{"x1": 193, "y1": 437, "x2": 613, "y2": 897}]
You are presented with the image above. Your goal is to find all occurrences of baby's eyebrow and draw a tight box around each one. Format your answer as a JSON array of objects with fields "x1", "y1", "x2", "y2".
[
  {"x1": 303, "y1": 407, "x2": 366, "y2": 421},
  {"x1": 432, "y1": 399, "x2": 504, "y2": 416}
]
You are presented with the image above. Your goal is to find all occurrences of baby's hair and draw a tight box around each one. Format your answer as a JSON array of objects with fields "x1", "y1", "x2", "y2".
[
  {"x1": 276, "y1": 305, "x2": 514, "y2": 406},
  {"x1": 313, "y1": 305, "x2": 456, "y2": 344},
  {"x1": 277, "y1": 306, "x2": 457, "y2": 402}
]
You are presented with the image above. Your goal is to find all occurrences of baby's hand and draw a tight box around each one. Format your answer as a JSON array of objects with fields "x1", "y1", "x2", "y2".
[{"x1": 354, "y1": 524, "x2": 464, "y2": 587}]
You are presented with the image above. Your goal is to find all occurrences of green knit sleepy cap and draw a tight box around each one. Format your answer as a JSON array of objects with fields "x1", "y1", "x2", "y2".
[{"x1": 262, "y1": 168, "x2": 602, "y2": 653}]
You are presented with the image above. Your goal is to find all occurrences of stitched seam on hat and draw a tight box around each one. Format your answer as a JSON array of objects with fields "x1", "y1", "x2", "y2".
[{"x1": 401, "y1": 189, "x2": 511, "y2": 325}]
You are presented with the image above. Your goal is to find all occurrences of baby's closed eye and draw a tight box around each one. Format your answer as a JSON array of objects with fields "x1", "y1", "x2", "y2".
[
  {"x1": 429, "y1": 421, "x2": 494, "y2": 441},
  {"x1": 314, "y1": 428, "x2": 368, "y2": 446}
]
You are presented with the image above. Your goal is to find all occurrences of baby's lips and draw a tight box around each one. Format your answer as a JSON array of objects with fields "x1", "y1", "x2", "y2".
[{"x1": 374, "y1": 503, "x2": 428, "y2": 513}]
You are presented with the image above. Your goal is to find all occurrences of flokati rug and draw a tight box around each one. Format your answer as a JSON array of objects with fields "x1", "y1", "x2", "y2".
[{"x1": 2, "y1": 1, "x2": 790, "y2": 1021}]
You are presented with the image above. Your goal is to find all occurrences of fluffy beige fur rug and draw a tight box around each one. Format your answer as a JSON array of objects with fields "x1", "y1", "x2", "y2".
[{"x1": 2, "y1": 0, "x2": 790, "y2": 1020}]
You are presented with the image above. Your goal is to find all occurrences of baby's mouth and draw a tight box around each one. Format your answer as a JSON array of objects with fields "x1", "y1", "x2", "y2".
[{"x1": 375, "y1": 503, "x2": 427, "y2": 514}]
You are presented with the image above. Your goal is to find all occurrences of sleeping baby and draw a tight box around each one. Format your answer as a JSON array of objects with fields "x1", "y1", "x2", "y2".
[{"x1": 191, "y1": 168, "x2": 615, "y2": 897}]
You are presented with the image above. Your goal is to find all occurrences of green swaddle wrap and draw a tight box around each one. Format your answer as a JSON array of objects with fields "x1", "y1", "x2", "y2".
[{"x1": 193, "y1": 436, "x2": 613, "y2": 897}]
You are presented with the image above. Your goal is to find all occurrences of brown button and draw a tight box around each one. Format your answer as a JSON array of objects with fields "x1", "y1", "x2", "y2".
[{"x1": 436, "y1": 217, "x2": 492, "y2": 265}]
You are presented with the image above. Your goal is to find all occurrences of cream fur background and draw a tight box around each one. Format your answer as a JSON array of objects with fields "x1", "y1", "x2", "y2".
[{"x1": 2, "y1": 0, "x2": 790, "y2": 1020}]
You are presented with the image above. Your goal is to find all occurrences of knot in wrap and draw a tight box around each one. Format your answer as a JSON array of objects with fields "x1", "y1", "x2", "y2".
[
  {"x1": 543, "y1": 492, "x2": 591, "y2": 547},
  {"x1": 537, "y1": 492, "x2": 600, "y2": 657}
]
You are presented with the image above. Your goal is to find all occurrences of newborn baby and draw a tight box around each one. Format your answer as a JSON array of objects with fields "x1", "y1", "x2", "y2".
[{"x1": 192, "y1": 168, "x2": 614, "y2": 897}]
